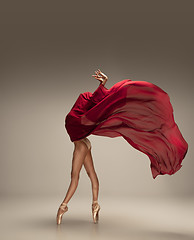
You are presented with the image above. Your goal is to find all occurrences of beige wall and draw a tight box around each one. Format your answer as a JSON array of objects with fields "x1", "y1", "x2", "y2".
[{"x1": 0, "y1": 1, "x2": 193, "y2": 198}]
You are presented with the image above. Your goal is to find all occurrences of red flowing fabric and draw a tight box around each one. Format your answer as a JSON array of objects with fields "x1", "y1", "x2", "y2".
[{"x1": 65, "y1": 79, "x2": 188, "y2": 179}]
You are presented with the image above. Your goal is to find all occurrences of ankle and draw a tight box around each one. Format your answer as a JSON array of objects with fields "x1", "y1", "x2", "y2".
[
  {"x1": 61, "y1": 202, "x2": 68, "y2": 206},
  {"x1": 92, "y1": 200, "x2": 98, "y2": 204}
]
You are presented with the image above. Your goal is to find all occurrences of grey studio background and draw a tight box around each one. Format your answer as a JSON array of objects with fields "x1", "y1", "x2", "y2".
[{"x1": 0, "y1": 1, "x2": 194, "y2": 240}]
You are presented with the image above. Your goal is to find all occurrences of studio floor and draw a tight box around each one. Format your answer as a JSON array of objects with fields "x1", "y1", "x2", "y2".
[{"x1": 1, "y1": 195, "x2": 194, "y2": 240}]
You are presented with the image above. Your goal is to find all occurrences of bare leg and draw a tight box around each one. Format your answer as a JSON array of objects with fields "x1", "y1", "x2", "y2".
[
  {"x1": 83, "y1": 148, "x2": 99, "y2": 203},
  {"x1": 61, "y1": 140, "x2": 89, "y2": 204},
  {"x1": 56, "y1": 138, "x2": 100, "y2": 224}
]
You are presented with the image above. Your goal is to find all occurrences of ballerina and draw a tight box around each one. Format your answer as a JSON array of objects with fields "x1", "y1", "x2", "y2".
[
  {"x1": 56, "y1": 69, "x2": 188, "y2": 225},
  {"x1": 56, "y1": 69, "x2": 108, "y2": 225}
]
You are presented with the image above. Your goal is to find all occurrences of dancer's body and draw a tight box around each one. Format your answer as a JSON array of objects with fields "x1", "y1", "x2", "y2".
[
  {"x1": 56, "y1": 69, "x2": 188, "y2": 225},
  {"x1": 56, "y1": 69, "x2": 108, "y2": 224}
]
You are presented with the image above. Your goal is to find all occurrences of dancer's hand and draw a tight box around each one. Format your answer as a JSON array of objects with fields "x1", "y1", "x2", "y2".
[{"x1": 92, "y1": 69, "x2": 108, "y2": 84}]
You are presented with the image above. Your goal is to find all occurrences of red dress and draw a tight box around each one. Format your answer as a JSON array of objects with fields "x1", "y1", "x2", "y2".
[{"x1": 65, "y1": 79, "x2": 188, "y2": 179}]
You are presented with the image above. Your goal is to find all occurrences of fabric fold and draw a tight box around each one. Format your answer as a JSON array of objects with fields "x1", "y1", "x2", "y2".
[{"x1": 65, "y1": 79, "x2": 188, "y2": 179}]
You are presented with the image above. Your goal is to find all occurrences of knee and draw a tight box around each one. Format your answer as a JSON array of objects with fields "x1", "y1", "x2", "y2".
[
  {"x1": 74, "y1": 138, "x2": 91, "y2": 151},
  {"x1": 85, "y1": 138, "x2": 92, "y2": 150},
  {"x1": 74, "y1": 141, "x2": 88, "y2": 152},
  {"x1": 71, "y1": 171, "x2": 80, "y2": 181}
]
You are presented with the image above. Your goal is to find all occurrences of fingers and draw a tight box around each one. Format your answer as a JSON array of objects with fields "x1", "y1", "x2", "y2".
[
  {"x1": 93, "y1": 70, "x2": 101, "y2": 79},
  {"x1": 91, "y1": 74, "x2": 100, "y2": 79},
  {"x1": 95, "y1": 70, "x2": 103, "y2": 78},
  {"x1": 92, "y1": 75, "x2": 100, "y2": 79},
  {"x1": 97, "y1": 69, "x2": 107, "y2": 79},
  {"x1": 95, "y1": 70, "x2": 100, "y2": 76},
  {"x1": 95, "y1": 69, "x2": 102, "y2": 74},
  {"x1": 92, "y1": 69, "x2": 106, "y2": 81}
]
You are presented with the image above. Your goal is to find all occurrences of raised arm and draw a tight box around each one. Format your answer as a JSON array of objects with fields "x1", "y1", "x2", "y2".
[
  {"x1": 67, "y1": 70, "x2": 109, "y2": 115},
  {"x1": 90, "y1": 82, "x2": 109, "y2": 104},
  {"x1": 92, "y1": 69, "x2": 108, "y2": 86},
  {"x1": 90, "y1": 69, "x2": 109, "y2": 104}
]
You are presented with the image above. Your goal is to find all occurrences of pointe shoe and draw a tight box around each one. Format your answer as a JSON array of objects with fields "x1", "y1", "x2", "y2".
[
  {"x1": 92, "y1": 201, "x2": 101, "y2": 224},
  {"x1": 56, "y1": 202, "x2": 68, "y2": 225}
]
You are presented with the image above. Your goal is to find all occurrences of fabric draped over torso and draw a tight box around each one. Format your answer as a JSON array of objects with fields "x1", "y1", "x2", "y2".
[{"x1": 65, "y1": 79, "x2": 188, "y2": 179}]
